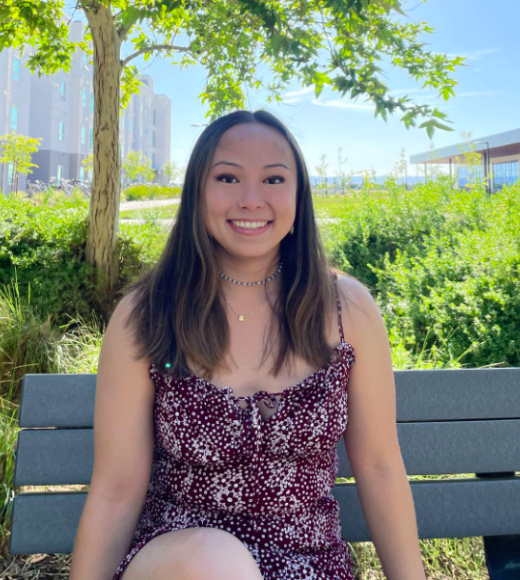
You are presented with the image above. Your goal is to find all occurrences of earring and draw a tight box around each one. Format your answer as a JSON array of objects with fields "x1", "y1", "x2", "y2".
[{"x1": 290, "y1": 224, "x2": 294, "y2": 235}]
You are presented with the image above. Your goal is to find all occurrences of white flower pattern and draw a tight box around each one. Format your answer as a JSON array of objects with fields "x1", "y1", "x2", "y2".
[{"x1": 112, "y1": 274, "x2": 357, "y2": 580}]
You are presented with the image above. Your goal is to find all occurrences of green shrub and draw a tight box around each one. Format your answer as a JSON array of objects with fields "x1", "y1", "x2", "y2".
[
  {"x1": 330, "y1": 179, "x2": 520, "y2": 368},
  {"x1": 0, "y1": 192, "x2": 99, "y2": 327}
]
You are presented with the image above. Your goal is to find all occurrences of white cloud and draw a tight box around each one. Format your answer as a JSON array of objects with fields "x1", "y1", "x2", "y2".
[
  {"x1": 311, "y1": 98, "x2": 374, "y2": 110},
  {"x1": 459, "y1": 47, "x2": 501, "y2": 60},
  {"x1": 281, "y1": 86, "x2": 315, "y2": 100},
  {"x1": 438, "y1": 47, "x2": 501, "y2": 61}
]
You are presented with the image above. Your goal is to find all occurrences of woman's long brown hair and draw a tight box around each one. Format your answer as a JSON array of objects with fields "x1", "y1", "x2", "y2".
[{"x1": 120, "y1": 109, "x2": 353, "y2": 381}]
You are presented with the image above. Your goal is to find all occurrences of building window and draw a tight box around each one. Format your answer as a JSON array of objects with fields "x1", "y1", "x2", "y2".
[
  {"x1": 60, "y1": 81, "x2": 66, "y2": 100},
  {"x1": 493, "y1": 161, "x2": 519, "y2": 189},
  {"x1": 7, "y1": 162, "x2": 14, "y2": 185},
  {"x1": 91, "y1": 93, "x2": 94, "y2": 113},
  {"x1": 80, "y1": 166, "x2": 86, "y2": 181},
  {"x1": 59, "y1": 121, "x2": 65, "y2": 141},
  {"x1": 13, "y1": 57, "x2": 20, "y2": 81},
  {"x1": 152, "y1": 152, "x2": 155, "y2": 168},
  {"x1": 152, "y1": 131, "x2": 156, "y2": 147},
  {"x1": 82, "y1": 87, "x2": 87, "y2": 107},
  {"x1": 81, "y1": 125, "x2": 86, "y2": 145},
  {"x1": 89, "y1": 128, "x2": 93, "y2": 150},
  {"x1": 57, "y1": 165, "x2": 63, "y2": 184},
  {"x1": 153, "y1": 108, "x2": 156, "y2": 124},
  {"x1": 10, "y1": 105, "x2": 18, "y2": 131},
  {"x1": 458, "y1": 165, "x2": 482, "y2": 188},
  {"x1": 145, "y1": 128, "x2": 148, "y2": 137}
]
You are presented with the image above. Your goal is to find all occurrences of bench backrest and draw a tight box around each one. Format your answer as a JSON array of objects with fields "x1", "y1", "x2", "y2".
[{"x1": 10, "y1": 368, "x2": 520, "y2": 554}]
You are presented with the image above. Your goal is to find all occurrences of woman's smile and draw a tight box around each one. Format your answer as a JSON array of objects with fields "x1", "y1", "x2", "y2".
[{"x1": 227, "y1": 219, "x2": 274, "y2": 235}]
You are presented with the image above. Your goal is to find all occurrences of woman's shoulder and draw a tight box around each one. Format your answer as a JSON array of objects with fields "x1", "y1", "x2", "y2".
[
  {"x1": 330, "y1": 270, "x2": 380, "y2": 346},
  {"x1": 330, "y1": 269, "x2": 371, "y2": 302}
]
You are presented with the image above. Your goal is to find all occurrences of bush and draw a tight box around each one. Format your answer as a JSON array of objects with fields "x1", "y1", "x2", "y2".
[
  {"x1": 0, "y1": 190, "x2": 170, "y2": 328},
  {"x1": 330, "y1": 178, "x2": 520, "y2": 368}
]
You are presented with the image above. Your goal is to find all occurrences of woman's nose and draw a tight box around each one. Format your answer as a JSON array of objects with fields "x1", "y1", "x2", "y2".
[{"x1": 239, "y1": 184, "x2": 264, "y2": 206}]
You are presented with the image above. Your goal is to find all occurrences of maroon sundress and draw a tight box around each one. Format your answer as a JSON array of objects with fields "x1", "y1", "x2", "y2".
[{"x1": 112, "y1": 273, "x2": 357, "y2": 580}]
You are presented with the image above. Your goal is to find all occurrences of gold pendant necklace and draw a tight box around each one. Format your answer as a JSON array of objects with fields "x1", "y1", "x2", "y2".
[{"x1": 225, "y1": 299, "x2": 266, "y2": 322}]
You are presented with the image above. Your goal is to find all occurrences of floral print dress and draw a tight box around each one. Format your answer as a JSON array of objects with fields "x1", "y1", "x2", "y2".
[{"x1": 113, "y1": 273, "x2": 357, "y2": 580}]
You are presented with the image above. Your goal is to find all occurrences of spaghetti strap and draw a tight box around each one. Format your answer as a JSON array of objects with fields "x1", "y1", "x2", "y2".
[{"x1": 332, "y1": 272, "x2": 345, "y2": 342}]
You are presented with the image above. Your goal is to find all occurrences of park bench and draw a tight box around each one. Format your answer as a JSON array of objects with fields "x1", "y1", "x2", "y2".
[{"x1": 10, "y1": 368, "x2": 520, "y2": 579}]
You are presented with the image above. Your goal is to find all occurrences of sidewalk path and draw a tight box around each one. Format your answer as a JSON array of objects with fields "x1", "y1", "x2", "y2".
[{"x1": 120, "y1": 198, "x2": 180, "y2": 211}]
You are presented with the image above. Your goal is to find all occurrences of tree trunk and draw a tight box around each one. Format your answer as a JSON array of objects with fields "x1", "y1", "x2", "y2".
[{"x1": 84, "y1": 3, "x2": 123, "y2": 313}]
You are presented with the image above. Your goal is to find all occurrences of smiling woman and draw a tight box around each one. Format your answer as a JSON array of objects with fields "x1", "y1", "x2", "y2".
[{"x1": 70, "y1": 110, "x2": 425, "y2": 580}]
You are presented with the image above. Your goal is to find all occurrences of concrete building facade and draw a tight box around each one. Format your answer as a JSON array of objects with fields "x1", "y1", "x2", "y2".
[{"x1": 0, "y1": 20, "x2": 171, "y2": 194}]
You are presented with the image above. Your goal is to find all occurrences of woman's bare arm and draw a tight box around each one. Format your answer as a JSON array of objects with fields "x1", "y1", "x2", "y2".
[{"x1": 338, "y1": 276, "x2": 426, "y2": 580}]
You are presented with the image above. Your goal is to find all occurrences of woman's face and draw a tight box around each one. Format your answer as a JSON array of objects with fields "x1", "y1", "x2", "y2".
[{"x1": 204, "y1": 123, "x2": 298, "y2": 260}]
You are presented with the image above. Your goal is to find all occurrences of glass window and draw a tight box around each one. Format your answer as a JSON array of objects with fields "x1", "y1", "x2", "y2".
[
  {"x1": 82, "y1": 87, "x2": 87, "y2": 107},
  {"x1": 10, "y1": 105, "x2": 18, "y2": 131},
  {"x1": 59, "y1": 121, "x2": 65, "y2": 141},
  {"x1": 458, "y1": 165, "x2": 482, "y2": 188},
  {"x1": 152, "y1": 131, "x2": 155, "y2": 147},
  {"x1": 13, "y1": 57, "x2": 20, "y2": 81},
  {"x1": 7, "y1": 162, "x2": 14, "y2": 185},
  {"x1": 493, "y1": 161, "x2": 519, "y2": 189},
  {"x1": 153, "y1": 108, "x2": 156, "y2": 124},
  {"x1": 89, "y1": 128, "x2": 93, "y2": 150},
  {"x1": 152, "y1": 152, "x2": 155, "y2": 168},
  {"x1": 57, "y1": 165, "x2": 63, "y2": 184},
  {"x1": 81, "y1": 125, "x2": 86, "y2": 145},
  {"x1": 80, "y1": 167, "x2": 86, "y2": 181},
  {"x1": 60, "y1": 81, "x2": 66, "y2": 100}
]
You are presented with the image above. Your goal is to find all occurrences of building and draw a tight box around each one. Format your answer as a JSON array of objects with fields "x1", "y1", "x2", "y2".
[
  {"x1": 0, "y1": 19, "x2": 171, "y2": 194},
  {"x1": 410, "y1": 128, "x2": 520, "y2": 192}
]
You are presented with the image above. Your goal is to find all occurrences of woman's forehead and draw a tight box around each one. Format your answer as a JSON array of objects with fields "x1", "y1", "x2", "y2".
[{"x1": 215, "y1": 124, "x2": 295, "y2": 166}]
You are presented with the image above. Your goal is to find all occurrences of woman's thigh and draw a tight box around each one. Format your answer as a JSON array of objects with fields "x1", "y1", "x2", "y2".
[{"x1": 121, "y1": 527, "x2": 264, "y2": 580}]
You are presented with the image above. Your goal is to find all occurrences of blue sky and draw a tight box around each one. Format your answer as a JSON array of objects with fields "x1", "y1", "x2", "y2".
[{"x1": 118, "y1": 0, "x2": 519, "y2": 177}]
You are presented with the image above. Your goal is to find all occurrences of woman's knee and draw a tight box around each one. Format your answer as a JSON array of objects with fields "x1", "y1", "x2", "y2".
[{"x1": 176, "y1": 527, "x2": 264, "y2": 580}]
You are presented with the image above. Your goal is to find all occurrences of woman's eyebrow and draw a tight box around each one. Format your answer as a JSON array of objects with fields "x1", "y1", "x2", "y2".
[{"x1": 212, "y1": 161, "x2": 289, "y2": 170}]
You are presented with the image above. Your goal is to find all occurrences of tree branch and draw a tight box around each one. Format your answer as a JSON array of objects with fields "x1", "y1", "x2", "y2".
[{"x1": 121, "y1": 44, "x2": 190, "y2": 67}]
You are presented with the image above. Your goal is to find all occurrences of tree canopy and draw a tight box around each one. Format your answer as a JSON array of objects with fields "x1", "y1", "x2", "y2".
[{"x1": 1, "y1": 0, "x2": 464, "y2": 136}]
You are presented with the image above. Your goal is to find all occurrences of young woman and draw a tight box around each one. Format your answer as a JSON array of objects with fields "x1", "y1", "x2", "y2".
[{"x1": 69, "y1": 110, "x2": 426, "y2": 580}]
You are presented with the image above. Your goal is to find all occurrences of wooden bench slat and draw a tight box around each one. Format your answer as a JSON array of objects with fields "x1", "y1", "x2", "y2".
[
  {"x1": 19, "y1": 368, "x2": 520, "y2": 428},
  {"x1": 10, "y1": 477, "x2": 520, "y2": 554},
  {"x1": 15, "y1": 419, "x2": 520, "y2": 486}
]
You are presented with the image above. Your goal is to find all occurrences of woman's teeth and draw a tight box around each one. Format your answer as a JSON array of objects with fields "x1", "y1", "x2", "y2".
[{"x1": 230, "y1": 221, "x2": 269, "y2": 229}]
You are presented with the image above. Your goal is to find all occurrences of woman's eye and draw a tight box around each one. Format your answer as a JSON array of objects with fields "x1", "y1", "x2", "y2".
[
  {"x1": 266, "y1": 176, "x2": 285, "y2": 184},
  {"x1": 216, "y1": 174, "x2": 285, "y2": 184},
  {"x1": 215, "y1": 174, "x2": 237, "y2": 184}
]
